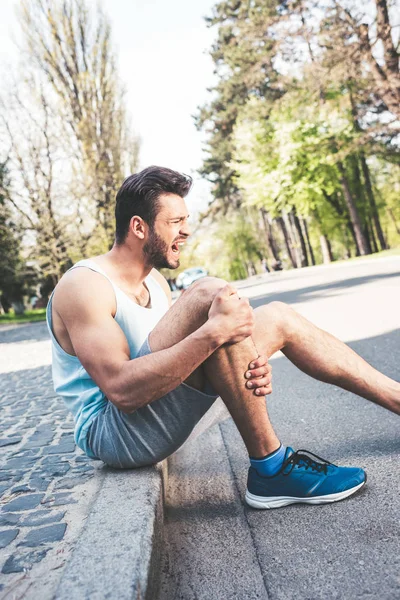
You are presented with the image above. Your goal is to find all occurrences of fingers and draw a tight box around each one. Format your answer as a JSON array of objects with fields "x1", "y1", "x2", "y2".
[
  {"x1": 245, "y1": 365, "x2": 271, "y2": 379},
  {"x1": 248, "y1": 355, "x2": 267, "y2": 370},
  {"x1": 244, "y1": 355, "x2": 272, "y2": 396},
  {"x1": 246, "y1": 374, "x2": 271, "y2": 389},
  {"x1": 246, "y1": 358, "x2": 271, "y2": 380},
  {"x1": 246, "y1": 378, "x2": 273, "y2": 396},
  {"x1": 253, "y1": 384, "x2": 273, "y2": 396}
]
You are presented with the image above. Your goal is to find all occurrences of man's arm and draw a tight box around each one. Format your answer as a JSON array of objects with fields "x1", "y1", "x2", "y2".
[
  {"x1": 53, "y1": 269, "x2": 253, "y2": 414},
  {"x1": 150, "y1": 269, "x2": 273, "y2": 396}
]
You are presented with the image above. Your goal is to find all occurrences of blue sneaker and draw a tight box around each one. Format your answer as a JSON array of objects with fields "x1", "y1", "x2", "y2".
[{"x1": 245, "y1": 447, "x2": 366, "y2": 509}]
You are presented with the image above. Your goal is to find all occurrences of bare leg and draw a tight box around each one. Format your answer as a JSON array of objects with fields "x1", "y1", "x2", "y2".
[
  {"x1": 150, "y1": 279, "x2": 400, "y2": 459},
  {"x1": 204, "y1": 333, "x2": 280, "y2": 457},
  {"x1": 149, "y1": 278, "x2": 281, "y2": 457},
  {"x1": 251, "y1": 302, "x2": 400, "y2": 416},
  {"x1": 204, "y1": 300, "x2": 400, "y2": 458}
]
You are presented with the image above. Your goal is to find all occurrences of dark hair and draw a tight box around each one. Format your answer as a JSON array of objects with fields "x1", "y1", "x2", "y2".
[{"x1": 114, "y1": 166, "x2": 193, "y2": 244}]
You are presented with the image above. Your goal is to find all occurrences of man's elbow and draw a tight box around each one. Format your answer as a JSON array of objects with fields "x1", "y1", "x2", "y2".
[
  {"x1": 108, "y1": 395, "x2": 134, "y2": 414},
  {"x1": 105, "y1": 381, "x2": 136, "y2": 414}
]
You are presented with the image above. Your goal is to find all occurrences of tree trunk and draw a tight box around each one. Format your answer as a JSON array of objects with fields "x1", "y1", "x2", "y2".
[
  {"x1": 260, "y1": 209, "x2": 280, "y2": 261},
  {"x1": 0, "y1": 295, "x2": 11, "y2": 314},
  {"x1": 320, "y1": 235, "x2": 333, "y2": 264},
  {"x1": 350, "y1": 156, "x2": 373, "y2": 254},
  {"x1": 362, "y1": 222, "x2": 373, "y2": 255},
  {"x1": 341, "y1": 223, "x2": 353, "y2": 258},
  {"x1": 357, "y1": 5, "x2": 400, "y2": 119},
  {"x1": 368, "y1": 218, "x2": 379, "y2": 254},
  {"x1": 248, "y1": 261, "x2": 257, "y2": 277},
  {"x1": 348, "y1": 89, "x2": 387, "y2": 251},
  {"x1": 12, "y1": 301, "x2": 25, "y2": 316},
  {"x1": 312, "y1": 208, "x2": 330, "y2": 264},
  {"x1": 290, "y1": 209, "x2": 308, "y2": 267},
  {"x1": 360, "y1": 154, "x2": 388, "y2": 250},
  {"x1": 388, "y1": 208, "x2": 400, "y2": 236},
  {"x1": 277, "y1": 215, "x2": 297, "y2": 268},
  {"x1": 338, "y1": 162, "x2": 370, "y2": 255},
  {"x1": 323, "y1": 190, "x2": 358, "y2": 253},
  {"x1": 346, "y1": 219, "x2": 359, "y2": 256},
  {"x1": 286, "y1": 212, "x2": 300, "y2": 267},
  {"x1": 302, "y1": 218, "x2": 316, "y2": 266}
]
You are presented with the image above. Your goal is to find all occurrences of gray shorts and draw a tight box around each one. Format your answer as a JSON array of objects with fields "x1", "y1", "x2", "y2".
[{"x1": 86, "y1": 337, "x2": 222, "y2": 468}]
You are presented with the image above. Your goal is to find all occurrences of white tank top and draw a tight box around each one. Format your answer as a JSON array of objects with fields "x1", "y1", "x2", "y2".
[
  {"x1": 46, "y1": 259, "x2": 169, "y2": 457},
  {"x1": 74, "y1": 259, "x2": 170, "y2": 357}
]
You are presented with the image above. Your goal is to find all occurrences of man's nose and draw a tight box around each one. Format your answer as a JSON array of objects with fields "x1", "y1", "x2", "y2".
[{"x1": 180, "y1": 221, "x2": 191, "y2": 237}]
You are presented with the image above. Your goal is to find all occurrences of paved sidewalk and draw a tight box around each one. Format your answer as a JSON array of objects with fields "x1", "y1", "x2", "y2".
[{"x1": 0, "y1": 323, "x2": 103, "y2": 599}]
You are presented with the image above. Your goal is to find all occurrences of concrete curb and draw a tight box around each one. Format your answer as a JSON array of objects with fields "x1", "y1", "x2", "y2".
[{"x1": 55, "y1": 460, "x2": 168, "y2": 600}]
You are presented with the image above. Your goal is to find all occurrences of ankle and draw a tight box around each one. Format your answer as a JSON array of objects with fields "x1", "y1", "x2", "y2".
[
  {"x1": 246, "y1": 432, "x2": 281, "y2": 457},
  {"x1": 247, "y1": 437, "x2": 281, "y2": 458},
  {"x1": 250, "y1": 444, "x2": 286, "y2": 476}
]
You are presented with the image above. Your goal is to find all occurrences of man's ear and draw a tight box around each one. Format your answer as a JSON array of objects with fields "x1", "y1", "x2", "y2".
[{"x1": 130, "y1": 216, "x2": 146, "y2": 240}]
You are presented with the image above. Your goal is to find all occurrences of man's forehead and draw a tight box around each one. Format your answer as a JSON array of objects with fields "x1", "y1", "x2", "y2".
[{"x1": 157, "y1": 193, "x2": 189, "y2": 217}]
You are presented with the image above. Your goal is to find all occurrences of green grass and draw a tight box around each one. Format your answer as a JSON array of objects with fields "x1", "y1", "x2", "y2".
[{"x1": 0, "y1": 308, "x2": 47, "y2": 325}]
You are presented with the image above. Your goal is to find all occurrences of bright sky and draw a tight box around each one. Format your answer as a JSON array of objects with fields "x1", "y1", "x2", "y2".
[{"x1": 0, "y1": 0, "x2": 218, "y2": 212}]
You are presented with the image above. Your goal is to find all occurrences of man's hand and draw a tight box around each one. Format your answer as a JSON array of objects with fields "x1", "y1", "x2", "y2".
[
  {"x1": 245, "y1": 356, "x2": 272, "y2": 396},
  {"x1": 208, "y1": 284, "x2": 254, "y2": 345},
  {"x1": 208, "y1": 285, "x2": 272, "y2": 395}
]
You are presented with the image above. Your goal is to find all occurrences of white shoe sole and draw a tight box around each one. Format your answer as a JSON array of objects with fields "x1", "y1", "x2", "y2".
[{"x1": 245, "y1": 481, "x2": 366, "y2": 509}]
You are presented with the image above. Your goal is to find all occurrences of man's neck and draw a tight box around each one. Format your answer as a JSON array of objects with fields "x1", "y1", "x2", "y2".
[{"x1": 97, "y1": 244, "x2": 152, "y2": 288}]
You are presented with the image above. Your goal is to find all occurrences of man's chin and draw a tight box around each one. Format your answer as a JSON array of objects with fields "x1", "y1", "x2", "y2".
[
  {"x1": 169, "y1": 257, "x2": 180, "y2": 269},
  {"x1": 154, "y1": 257, "x2": 180, "y2": 270}
]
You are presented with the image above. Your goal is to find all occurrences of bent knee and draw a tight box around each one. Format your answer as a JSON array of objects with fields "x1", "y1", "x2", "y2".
[
  {"x1": 254, "y1": 300, "x2": 294, "y2": 323},
  {"x1": 186, "y1": 276, "x2": 228, "y2": 303},
  {"x1": 191, "y1": 276, "x2": 227, "y2": 292}
]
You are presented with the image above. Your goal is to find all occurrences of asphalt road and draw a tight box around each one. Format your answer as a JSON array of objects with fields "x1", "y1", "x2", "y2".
[{"x1": 159, "y1": 256, "x2": 400, "y2": 600}]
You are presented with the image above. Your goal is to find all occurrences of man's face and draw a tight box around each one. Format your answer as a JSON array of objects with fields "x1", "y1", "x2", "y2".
[{"x1": 143, "y1": 193, "x2": 191, "y2": 270}]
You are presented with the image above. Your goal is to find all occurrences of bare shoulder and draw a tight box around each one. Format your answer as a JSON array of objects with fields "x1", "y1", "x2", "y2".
[
  {"x1": 150, "y1": 269, "x2": 172, "y2": 305},
  {"x1": 53, "y1": 267, "x2": 116, "y2": 325}
]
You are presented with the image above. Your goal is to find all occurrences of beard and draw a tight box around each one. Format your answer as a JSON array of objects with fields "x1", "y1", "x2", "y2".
[{"x1": 143, "y1": 228, "x2": 180, "y2": 270}]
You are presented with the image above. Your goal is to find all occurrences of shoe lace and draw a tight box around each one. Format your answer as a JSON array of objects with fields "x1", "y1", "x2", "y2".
[{"x1": 283, "y1": 450, "x2": 332, "y2": 476}]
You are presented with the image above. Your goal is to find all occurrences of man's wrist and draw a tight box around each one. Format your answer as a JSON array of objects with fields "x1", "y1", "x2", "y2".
[{"x1": 197, "y1": 320, "x2": 226, "y2": 350}]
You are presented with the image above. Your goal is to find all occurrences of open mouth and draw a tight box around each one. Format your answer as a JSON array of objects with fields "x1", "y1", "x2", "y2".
[{"x1": 171, "y1": 241, "x2": 185, "y2": 254}]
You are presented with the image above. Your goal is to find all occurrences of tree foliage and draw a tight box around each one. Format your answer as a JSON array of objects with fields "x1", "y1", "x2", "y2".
[
  {"x1": 19, "y1": 0, "x2": 140, "y2": 249},
  {"x1": 0, "y1": 0, "x2": 140, "y2": 305},
  {"x1": 197, "y1": 0, "x2": 399, "y2": 274},
  {"x1": 0, "y1": 162, "x2": 37, "y2": 312}
]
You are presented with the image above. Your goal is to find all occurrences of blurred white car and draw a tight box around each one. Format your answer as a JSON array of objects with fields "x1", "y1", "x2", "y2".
[{"x1": 176, "y1": 267, "x2": 208, "y2": 290}]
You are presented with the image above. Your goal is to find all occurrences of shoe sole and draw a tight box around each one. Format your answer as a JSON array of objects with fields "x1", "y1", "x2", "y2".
[{"x1": 245, "y1": 481, "x2": 366, "y2": 509}]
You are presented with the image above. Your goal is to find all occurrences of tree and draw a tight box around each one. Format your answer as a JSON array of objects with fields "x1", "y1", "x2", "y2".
[
  {"x1": 1, "y1": 85, "x2": 75, "y2": 286},
  {"x1": 218, "y1": 215, "x2": 267, "y2": 280},
  {"x1": 231, "y1": 87, "x2": 376, "y2": 258},
  {"x1": 0, "y1": 0, "x2": 141, "y2": 303},
  {"x1": 18, "y1": 0, "x2": 140, "y2": 250},
  {"x1": 325, "y1": 0, "x2": 400, "y2": 121},
  {"x1": 197, "y1": 0, "x2": 399, "y2": 266},
  {"x1": 195, "y1": 0, "x2": 284, "y2": 213},
  {"x1": 0, "y1": 162, "x2": 37, "y2": 314}
]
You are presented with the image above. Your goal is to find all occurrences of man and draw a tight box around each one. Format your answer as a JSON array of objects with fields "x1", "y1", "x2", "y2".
[{"x1": 46, "y1": 166, "x2": 400, "y2": 510}]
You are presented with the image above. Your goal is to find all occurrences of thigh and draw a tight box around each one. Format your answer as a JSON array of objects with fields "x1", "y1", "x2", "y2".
[
  {"x1": 149, "y1": 277, "x2": 226, "y2": 390},
  {"x1": 149, "y1": 276, "x2": 226, "y2": 351},
  {"x1": 251, "y1": 301, "x2": 291, "y2": 357},
  {"x1": 87, "y1": 380, "x2": 218, "y2": 469}
]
